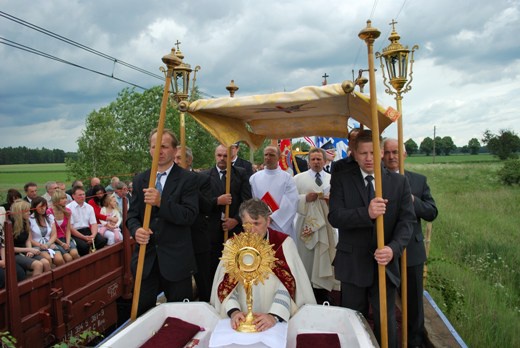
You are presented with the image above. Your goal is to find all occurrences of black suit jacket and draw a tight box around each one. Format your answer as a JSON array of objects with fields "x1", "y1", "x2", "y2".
[
  {"x1": 233, "y1": 157, "x2": 254, "y2": 178},
  {"x1": 202, "y1": 166, "x2": 252, "y2": 244},
  {"x1": 404, "y1": 171, "x2": 438, "y2": 267},
  {"x1": 191, "y1": 171, "x2": 212, "y2": 254},
  {"x1": 330, "y1": 155, "x2": 356, "y2": 174},
  {"x1": 126, "y1": 164, "x2": 199, "y2": 282},
  {"x1": 328, "y1": 163, "x2": 416, "y2": 288}
]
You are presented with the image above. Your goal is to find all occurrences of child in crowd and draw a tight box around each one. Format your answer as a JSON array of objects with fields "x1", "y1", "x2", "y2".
[
  {"x1": 29, "y1": 197, "x2": 65, "y2": 267},
  {"x1": 98, "y1": 194, "x2": 122, "y2": 245},
  {"x1": 47, "y1": 189, "x2": 80, "y2": 262},
  {"x1": 10, "y1": 199, "x2": 50, "y2": 275}
]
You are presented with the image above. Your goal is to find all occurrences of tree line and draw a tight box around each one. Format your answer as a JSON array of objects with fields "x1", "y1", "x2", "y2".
[
  {"x1": 405, "y1": 129, "x2": 520, "y2": 159},
  {"x1": 0, "y1": 146, "x2": 76, "y2": 165}
]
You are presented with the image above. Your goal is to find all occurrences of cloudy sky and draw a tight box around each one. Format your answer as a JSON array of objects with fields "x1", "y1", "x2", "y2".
[{"x1": 1, "y1": 0, "x2": 519, "y2": 152}]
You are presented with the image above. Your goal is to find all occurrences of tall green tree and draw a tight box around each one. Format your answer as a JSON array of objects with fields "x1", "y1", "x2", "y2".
[
  {"x1": 420, "y1": 137, "x2": 434, "y2": 156},
  {"x1": 441, "y1": 136, "x2": 456, "y2": 155},
  {"x1": 434, "y1": 136, "x2": 444, "y2": 156},
  {"x1": 66, "y1": 86, "x2": 217, "y2": 183},
  {"x1": 482, "y1": 129, "x2": 520, "y2": 160},
  {"x1": 468, "y1": 138, "x2": 481, "y2": 155},
  {"x1": 404, "y1": 138, "x2": 418, "y2": 155}
]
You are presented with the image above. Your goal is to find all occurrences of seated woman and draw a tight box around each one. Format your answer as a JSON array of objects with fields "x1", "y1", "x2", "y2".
[
  {"x1": 210, "y1": 198, "x2": 316, "y2": 332},
  {"x1": 10, "y1": 200, "x2": 50, "y2": 275},
  {"x1": 98, "y1": 194, "x2": 122, "y2": 245},
  {"x1": 29, "y1": 197, "x2": 65, "y2": 267},
  {"x1": 88, "y1": 184, "x2": 118, "y2": 227},
  {"x1": 2, "y1": 188, "x2": 22, "y2": 212},
  {"x1": 0, "y1": 206, "x2": 26, "y2": 288},
  {"x1": 47, "y1": 190, "x2": 80, "y2": 262}
]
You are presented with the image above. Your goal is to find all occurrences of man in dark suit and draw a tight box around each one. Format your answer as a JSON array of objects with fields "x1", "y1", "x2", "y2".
[
  {"x1": 331, "y1": 127, "x2": 361, "y2": 174},
  {"x1": 231, "y1": 142, "x2": 254, "y2": 178},
  {"x1": 328, "y1": 130, "x2": 416, "y2": 348},
  {"x1": 127, "y1": 128, "x2": 199, "y2": 317},
  {"x1": 383, "y1": 138, "x2": 438, "y2": 348},
  {"x1": 175, "y1": 145, "x2": 213, "y2": 302},
  {"x1": 203, "y1": 144, "x2": 252, "y2": 278},
  {"x1": 23, "y1": 182, "x2": 38, "y2": 204}
]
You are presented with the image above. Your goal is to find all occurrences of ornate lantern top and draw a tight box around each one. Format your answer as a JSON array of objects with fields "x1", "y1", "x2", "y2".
[{"x1": 376, "y1": 20, "x2": 418, "y2": 96}]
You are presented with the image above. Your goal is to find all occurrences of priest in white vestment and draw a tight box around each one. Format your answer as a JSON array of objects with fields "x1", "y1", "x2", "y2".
[
  {"x1": 210, "y1": 198, "x2": 316, "y2": 331},
  {"x1": 249, "y1": 145, "x2": 298, "y2": 240},
  {"x1": 294, "y1": 148, "x2": 340, "y2": 301}
]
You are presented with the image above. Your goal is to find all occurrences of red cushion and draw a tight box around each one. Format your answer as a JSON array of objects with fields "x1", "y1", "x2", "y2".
[
  {"x1": 296, "y1": 333, "x2": 341, "y2": 348},
  {"x1": 140, "y1": 316, "x2": 202, "y2": 348}
]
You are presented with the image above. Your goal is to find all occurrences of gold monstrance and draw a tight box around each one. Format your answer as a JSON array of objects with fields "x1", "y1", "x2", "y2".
[{"x1": 220, "y1": 228, "x2": 277, "y2": 333}]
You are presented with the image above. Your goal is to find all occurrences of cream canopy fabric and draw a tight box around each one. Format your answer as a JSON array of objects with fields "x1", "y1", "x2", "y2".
[{"x1": 187, "y1": 82, "x2": 399, "y2": 149}]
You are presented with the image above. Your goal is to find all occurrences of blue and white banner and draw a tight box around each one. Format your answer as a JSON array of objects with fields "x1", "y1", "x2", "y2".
[{"x1": 315, "y1": 137, "x2": 349, "y2": 160}]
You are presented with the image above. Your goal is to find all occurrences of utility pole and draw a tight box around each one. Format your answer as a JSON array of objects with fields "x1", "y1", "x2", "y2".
[{"x1": 433, "y1": 126, "x2": 436, "y2": 163}]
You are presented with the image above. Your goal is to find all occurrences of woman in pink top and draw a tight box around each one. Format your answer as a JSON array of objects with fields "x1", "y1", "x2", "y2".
[{"x1": 47, "y1": 190, "x2": 80, "y2": 262}]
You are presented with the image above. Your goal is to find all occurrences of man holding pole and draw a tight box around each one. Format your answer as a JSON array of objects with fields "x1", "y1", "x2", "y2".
[
  {"x1": 203, "y1": 144, "x2": 251, "y2": 279},
  {"x1": 127, "y1": 128, "x2": 199, "y2": 316},
  {"x1": 383, "y1": 138, "x2": 438, "y2": 348},
  {"x1": 328, "y1": 130, "x2": 415, "y2": 348}
]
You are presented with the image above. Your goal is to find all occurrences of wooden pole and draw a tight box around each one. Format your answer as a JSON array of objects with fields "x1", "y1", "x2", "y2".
[
  {"x1": 179, "y1": 112, "x2": 187, "y2": 168},
  {"x1": 223, "y1": 80, "x2": 238, "y2": 242},
  {"x1": 423, "y1": 222, "x2": 433, "y2": 287},
  {"x1": 4, "y1": 220, "x2": 22, "y2": 344},
  {"x1": 397, "y1": 96, "x2": 409, "y2": 348},
  {"x1": 223, "y1": 146, "x2": 232, "y2": 241},
  {"x1": 359, "y1": 20, "x2": 388, "y2": 348},
  {"x1": 130, "y1": 49, "x2": 181, "y2": 320}
]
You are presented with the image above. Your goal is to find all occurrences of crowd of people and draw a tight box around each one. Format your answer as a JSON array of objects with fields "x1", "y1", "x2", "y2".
[
  {"x1": 0, "y1": 176, "x2": 132, "y2": 285},
  {"x1": 1, "y1": 128, "x2": 437, "y2": 348}
]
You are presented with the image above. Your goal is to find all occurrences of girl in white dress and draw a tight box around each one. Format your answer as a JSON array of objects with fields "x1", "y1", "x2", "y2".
[
  {"x1": 98, "y1": 195, "x2": 122, "y2": 245},
  {"x1": 29, "y1": 196, "x2": 65, "y2": 267}
]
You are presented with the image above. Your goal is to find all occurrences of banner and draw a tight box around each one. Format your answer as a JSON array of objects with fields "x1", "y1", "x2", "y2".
[
  {"x1": 278, "y1": 138, "x2": 293, "y2": 172},
  {"x1": 315, "y1": 137, "x2": 349, "y2": 160}
]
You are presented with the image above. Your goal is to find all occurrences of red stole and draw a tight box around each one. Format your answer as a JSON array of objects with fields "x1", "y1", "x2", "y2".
[{"x1": 217, "y1": 228, "x2": 296, "y2": 303}]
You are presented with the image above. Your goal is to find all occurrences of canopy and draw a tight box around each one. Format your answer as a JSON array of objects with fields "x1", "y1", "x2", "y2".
[{"x1": 187, "y1": 81, "x2": 399, "y2": 148}]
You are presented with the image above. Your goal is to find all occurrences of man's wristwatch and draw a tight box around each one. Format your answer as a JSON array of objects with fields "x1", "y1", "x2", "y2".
[{"x1": 270, "y1": 313, "x2": 281, "y2": 323}]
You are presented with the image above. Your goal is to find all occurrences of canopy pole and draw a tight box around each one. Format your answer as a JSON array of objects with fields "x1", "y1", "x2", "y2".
[
  {"x1": 223, "y1": 80, "x2": 239, "y2": 242},
  {"x1": 179, "y1": 112, "x2": 187, "y2": 168},
  {"x1": 359, "y1": 20, "x2": 388, "y2": 348},
  {"x1": 130, "y1": 49, "x2": 181, "y2": 321},
  {"x1": 397, "y1": 96, "x2": 409, "y2": 348},
  {"x1": 224, "y1": 146, "x2": 232, "y2": 241}
]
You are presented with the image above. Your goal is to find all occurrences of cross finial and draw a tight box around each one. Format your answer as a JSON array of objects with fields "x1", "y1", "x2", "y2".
[
  {"x1": 175, "y1": 40, "x2": 182, "y2": 51},
  {"x1": 389, "y1": 19, "x2": 398, "y2": 31},
  {"x1": 322, "y1": 73, "x2": 329, "y2": 85}
]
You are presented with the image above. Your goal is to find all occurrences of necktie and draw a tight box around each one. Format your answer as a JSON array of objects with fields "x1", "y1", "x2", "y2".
[
  {"x1": 315, "y1": 172, "x2": 323, "y2": 186},
  {"x1": 155, "y1": 172, "x2": 166, "y2": 194},
  {"x1": 366, "y1": 175, "x2": 375, "y2": 202},
  {"x1": 220, "y1": 169, "x2": 227, "y2": 182}
]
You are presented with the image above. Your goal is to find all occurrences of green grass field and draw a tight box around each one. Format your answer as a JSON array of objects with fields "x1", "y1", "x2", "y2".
[
  {"x1": 406, "y1": 152, "x2": 498, "y2": 164},
  {"x1": 0, "y1": 163, "x2": 69, "y2": 201},
  {"x1": 407, "y1": 160, "x2": 519, "y2": 347},
  {"x1": 1, "y1": 154, "x2": 518, "y2": 347}
]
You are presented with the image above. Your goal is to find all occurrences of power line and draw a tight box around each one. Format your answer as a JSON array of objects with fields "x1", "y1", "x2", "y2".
[
  {"x1": 0, "y1": 37, "x2": 147, "y2": 90},
  {"x1": 351, "y1": 0, "x2": 380, "y2": 75},
  {"x1": 0, "y1": 10, "x2": 164, "y2": 81},
  {"x1": 0, "y1": 10, "x2": 216, "y2": 98},
  {"x1": 352, "y1": 0, "x2": 410, "y2": 75},
  {"x1": 377, "y1": 0, "x2": 409, "y2": 52}
]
